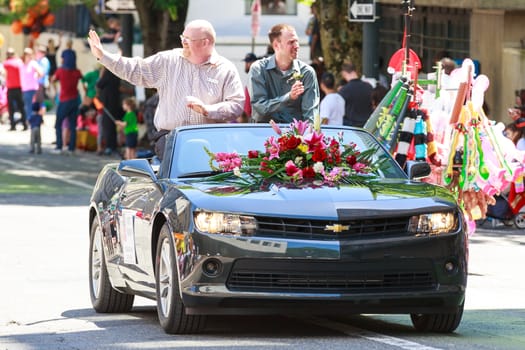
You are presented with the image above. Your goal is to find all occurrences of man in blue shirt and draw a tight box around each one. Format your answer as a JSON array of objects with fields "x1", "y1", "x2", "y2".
[{"x1": 248, "y1": 23, "x2": 319, "y2": 123}]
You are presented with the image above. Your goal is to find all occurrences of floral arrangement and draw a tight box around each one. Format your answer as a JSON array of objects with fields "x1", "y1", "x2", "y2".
[{"x1": 204, "y1": 120, "x2": 381, "y2": 190}]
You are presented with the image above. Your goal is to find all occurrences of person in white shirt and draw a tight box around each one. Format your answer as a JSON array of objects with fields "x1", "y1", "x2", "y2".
[{"x1": 319, "y1": 72, "x2": 344, "y2": 125}]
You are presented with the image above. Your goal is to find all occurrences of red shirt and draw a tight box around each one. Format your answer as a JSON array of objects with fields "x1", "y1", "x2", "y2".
[
  {"x1": 54, "y1": 67, "x2": 83, "y2": 102},
  {"x1": 2, "y1": 57, "x2": 24, "y2": 89}
]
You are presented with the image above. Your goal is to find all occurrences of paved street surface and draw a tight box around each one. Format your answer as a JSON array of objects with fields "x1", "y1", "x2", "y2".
[{"x1": 1, "y1": 117, "x2": 525, "y2": 349}]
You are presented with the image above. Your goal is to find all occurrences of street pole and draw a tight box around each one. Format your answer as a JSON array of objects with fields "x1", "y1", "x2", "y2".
[{"x1": 119, "y1": 13, "x2": 133, "y2": 57}]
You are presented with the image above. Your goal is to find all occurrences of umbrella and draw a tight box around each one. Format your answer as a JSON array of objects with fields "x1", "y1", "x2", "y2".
[{"x1": 387, "y1": 47, "x2": 421, "y2": 81}]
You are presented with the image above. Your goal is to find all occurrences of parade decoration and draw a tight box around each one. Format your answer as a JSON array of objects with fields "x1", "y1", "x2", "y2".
[
  {"x1": 366, "y1": 0, "x2": 525, "y2": 231},
  {"x1": 205, "y1": 119, "x2": 381, "y2": 191},
  {"x1": 9, "y1": 0, "x2": 55, "y2": 39}
]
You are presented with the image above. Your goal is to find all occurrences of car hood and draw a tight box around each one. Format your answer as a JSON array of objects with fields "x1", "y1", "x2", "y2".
[{"x1": 174, "y1": 178, "x2": 457, "y2": 219}]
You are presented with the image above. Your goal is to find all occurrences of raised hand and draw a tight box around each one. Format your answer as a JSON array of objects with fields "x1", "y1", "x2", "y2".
[{"x1": 87, "y1": 29, "x2": 104, "y2": 60}]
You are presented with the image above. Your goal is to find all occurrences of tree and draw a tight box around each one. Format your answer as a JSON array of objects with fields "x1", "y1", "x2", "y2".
[
  {"x1": 315, "y1": 0, "x2": 363, "y2": 78},
  {"x1": 134, "y1": 0, "x2": 187, "y2": 57}
]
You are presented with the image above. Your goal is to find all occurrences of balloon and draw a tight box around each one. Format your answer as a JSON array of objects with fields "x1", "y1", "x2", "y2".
[
  {"x1": 42, "y1": 13, "x2": 55, "y2": 26},
  {"x1": 29, "y1": 0, "x2": 49, "y2": 17},
  {"x1": 0, "y1": 33, "x2": 4, "y2": 47},
  {"x1": 11, "y1": 20, "x2": 22, "y2": 34},
  {"x1": 21, "y1": 13, "x2": 35, "y2": 27}
]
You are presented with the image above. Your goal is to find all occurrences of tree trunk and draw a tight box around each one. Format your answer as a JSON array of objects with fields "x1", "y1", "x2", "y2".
[
  {"x1": 134, "y1": 0, "x2": 187, "y2": 56},
  {"x1": 318, "y1": 0, "x2": 363, "y2": 79}
]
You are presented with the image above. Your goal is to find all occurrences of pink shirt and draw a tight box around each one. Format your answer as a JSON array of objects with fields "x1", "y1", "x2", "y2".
[{"x1": 20, "y1": 60, "x2": 41, "y2": 92}]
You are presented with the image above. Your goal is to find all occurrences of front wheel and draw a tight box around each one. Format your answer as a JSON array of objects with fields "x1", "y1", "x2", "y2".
[
  {"x1": 514, "y1": 210, "x2": 525, "y2": 229},
  {"x1": 155, "y1": 223, "x2": 206, "y2": 334},
  {"x1": 89, "y1": 218, "x2": 134, "y2": 313},
  {"x1": 410, "y1": 302, "x2": 464, "y2": 333}
]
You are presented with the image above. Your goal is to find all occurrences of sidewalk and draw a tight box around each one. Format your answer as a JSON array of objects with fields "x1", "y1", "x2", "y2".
[{"x1": 0, "y1": 112, "x2": 121, "y2": 206}]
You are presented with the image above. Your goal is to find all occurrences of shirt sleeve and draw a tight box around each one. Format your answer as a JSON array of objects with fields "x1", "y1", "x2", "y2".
[
  {"x1": 299, "y1": 65, "x2": 320, "y2": 121},
  {"x1": 100, "y1": 50, "x2": 169, "y2": 90},
  {"x1": 204, "y1": 62, "x2": 245, "y2": 121}
]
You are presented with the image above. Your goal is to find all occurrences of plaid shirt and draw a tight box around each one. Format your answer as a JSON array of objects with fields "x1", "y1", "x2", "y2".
[{"x1": 100, "y1": 48, "x2": 244, "y2": 131}]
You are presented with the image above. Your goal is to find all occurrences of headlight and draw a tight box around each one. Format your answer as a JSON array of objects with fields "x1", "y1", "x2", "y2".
[
  {"x1": 408, "y1": 212, "x2": 458, "y2": 236},
  {"x1": 193, "y1": 210, "x2": 257, "y2": 236}
]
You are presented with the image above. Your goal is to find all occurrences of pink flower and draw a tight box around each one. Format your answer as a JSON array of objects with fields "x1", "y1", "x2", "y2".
[
  {"x1": 270, "y1": 120, "x2": 282, "y2": 135},
  {"x1": 290, "y1": 119, "x2": 310, "y2": 136},
  {"x1": 353, "y1": 162, "x2": 367, "y2": 173},
  {"x1": 214, "y1": 152, "x2": 242, "y2": 172},
  {"x1": 264, "y1": 136, "x2": 280, "y2": 160},
  {"x1": 285, "y1": 160, "x2": 300, "y2": 176},
  {"x1": 324, "y1": 167, "x2": 343, "y2": 183},
  {"x1": 303, "y1": 131, "x2": 325, "y2": 152}
]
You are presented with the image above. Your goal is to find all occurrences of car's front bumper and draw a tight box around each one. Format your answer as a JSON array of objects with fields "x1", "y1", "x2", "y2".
[{"x1": 176, "y1": 231, "x2": 468, "y2": 315}]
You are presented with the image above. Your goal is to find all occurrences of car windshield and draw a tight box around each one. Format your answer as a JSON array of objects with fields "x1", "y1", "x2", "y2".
[{"x1": 170, "y1": 125, "x2": 405, "y2": 179}]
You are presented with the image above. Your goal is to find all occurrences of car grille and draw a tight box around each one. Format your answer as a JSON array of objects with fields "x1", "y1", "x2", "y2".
[
  {"x1": 254, "y1": 216, "x2": 410, "y2": 240},
  {"x1": 227, "y1": 259, "x2": 436, "y2": 294}
]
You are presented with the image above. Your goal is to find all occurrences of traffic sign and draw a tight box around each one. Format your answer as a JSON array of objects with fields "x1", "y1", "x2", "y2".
[
  {"x1": 348, "y1": 0, "x2": 376, "y2": 22},
  {"x1": 102, "y1": 0, "x2": 136, "y2": 13}
]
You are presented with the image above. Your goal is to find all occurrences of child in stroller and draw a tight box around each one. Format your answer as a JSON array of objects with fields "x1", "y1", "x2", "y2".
[{"x1": 486, "y1": 182, "x2": 525, "y2": 228}]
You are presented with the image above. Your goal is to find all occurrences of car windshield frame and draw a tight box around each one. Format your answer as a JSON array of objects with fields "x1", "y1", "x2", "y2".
[{"x1": 168, "y1": 124, "x2": 407, "y2": 180}]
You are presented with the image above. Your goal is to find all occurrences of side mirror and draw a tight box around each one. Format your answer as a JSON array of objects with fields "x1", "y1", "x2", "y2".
[
  {"x1": 406, "y1": 161, "x2": 431, "y2": 180},
  {"x1": 118, "y1": 159, "x2": 158, "y2": 181}
]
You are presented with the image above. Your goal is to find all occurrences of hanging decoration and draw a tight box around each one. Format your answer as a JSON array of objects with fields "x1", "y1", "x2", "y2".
[
  {"x1": 365, "y1": 0, "x2": 525, "y2": 233},
  {"x1": 9, "y1": 0, "x2": 55, "y2": 39}
]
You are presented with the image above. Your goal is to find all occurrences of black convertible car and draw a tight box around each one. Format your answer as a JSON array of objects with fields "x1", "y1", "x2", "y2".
[{"x1": 88, "y1": 123, "x2": 467, "y2": 334}]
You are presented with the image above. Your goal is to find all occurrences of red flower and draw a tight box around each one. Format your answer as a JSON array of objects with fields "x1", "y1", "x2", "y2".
[
  {"x1": 285, "y1": 135, "x2": 301, "y2": 150},
  {"x1": 312, "y1": 147, "x2": 327, "y2": 162},
  {"x1": 302, "y1": 167, "x2": 316, "y2": 178},
  {"x1": 248, "y1": 150, "x2": 259, "y2": 158},
  {"x1": 346, "y1": 155, "x2": 357, "y2": 166},
  {"x1": 278, "y1": 135, "x2": 301, "y2": 151}
]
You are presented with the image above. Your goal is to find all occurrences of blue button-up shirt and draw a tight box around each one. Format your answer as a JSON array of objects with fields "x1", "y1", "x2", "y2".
[{"x1": 248, "y1": 55, "x2": 319, "y2": 123}]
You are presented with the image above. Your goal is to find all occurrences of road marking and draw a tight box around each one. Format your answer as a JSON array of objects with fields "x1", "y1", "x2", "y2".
[
  {"x1": 0, "y1": 158, "x2": 93, "y2": 190},
  {"x1": 307, "y1": 316, "x2": 443, "y2": 350}
]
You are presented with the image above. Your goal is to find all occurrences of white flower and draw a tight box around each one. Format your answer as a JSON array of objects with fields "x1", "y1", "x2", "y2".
[
  {"x1": 233, "y1": 167, "x2": 241, "y2": 177},
  {"x1": 313, "y1": 162, "x2": 325, "y2": 174},
  {"x1": 294, "y1": 156, "x2": 303, "y2": 164}
]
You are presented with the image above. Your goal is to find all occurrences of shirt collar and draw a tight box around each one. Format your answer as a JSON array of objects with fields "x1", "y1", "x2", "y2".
[
  {"x1": 177, "y1": 48, "x2": 220, "y2": 67},
  {"x1": 266, "y1": 55, "x2": 301, "y2": 76}
]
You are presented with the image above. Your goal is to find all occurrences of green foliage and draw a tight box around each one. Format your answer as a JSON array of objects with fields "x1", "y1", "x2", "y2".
[
  {"x1": 297, "y1": 0, "x2": 316, "y2": 6},
  {"x1": 153, "y1": 0, "x2": 187, "y2": 20},
  {"x1": 0, "y1": 0, "x2": 67, "y2": 24}
]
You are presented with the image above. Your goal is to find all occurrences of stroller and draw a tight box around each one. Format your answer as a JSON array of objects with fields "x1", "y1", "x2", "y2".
[{"x1": 486, "y1": 182, "x2": 525, "y2": 228}]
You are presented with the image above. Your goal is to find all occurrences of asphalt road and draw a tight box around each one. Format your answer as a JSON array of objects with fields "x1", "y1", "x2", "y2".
[{"x1": 1, "y1": 119, "x2": 525, "y2": 349}]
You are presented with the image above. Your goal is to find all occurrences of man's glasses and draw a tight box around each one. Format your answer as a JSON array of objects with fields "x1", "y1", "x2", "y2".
[{"x1": 180, "y1": 35, "x2": 206, "y2": 43}]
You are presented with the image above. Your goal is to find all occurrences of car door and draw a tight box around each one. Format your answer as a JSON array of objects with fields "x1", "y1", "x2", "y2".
[{"x1": 116, "y1": 177, "x2": 158, "y2": 294}]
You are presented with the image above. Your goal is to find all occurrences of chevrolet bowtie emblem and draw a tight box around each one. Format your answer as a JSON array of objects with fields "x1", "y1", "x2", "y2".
[{"x1": 324, "y1": 224, "x2": 349, "y2": 233}]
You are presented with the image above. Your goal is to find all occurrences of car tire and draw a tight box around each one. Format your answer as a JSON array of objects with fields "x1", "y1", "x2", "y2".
[
  {"x1": 514, "y1": 210, "x2": 525, "y2": 229},
  {"x1": 410, "y1": 302, "x2": 464, "y2": 333},
  {"x1": 155, "y1": 223, "x2": 206, "y2": 334},
  {"x1": 89, "y1": 218, "x2": 134, "y2": 313}
]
